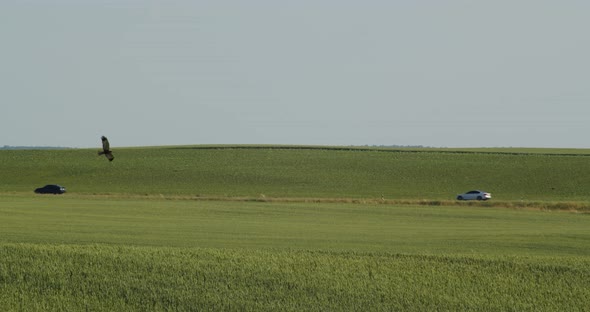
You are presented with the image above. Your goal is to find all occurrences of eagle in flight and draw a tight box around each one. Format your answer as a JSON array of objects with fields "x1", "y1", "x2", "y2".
[{"x1": 98, "y1": 136, "x2": 114, "y2": 161}]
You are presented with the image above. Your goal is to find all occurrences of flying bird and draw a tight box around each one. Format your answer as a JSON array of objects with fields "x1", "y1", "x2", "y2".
[{"x1": 98, "y1": 136, "x2": 114, "y2": 161}]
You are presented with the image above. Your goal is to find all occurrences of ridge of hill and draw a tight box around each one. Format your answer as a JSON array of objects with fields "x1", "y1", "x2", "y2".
[{"x1": 2, "y1": 145, "x2": 590, "y2": 202}]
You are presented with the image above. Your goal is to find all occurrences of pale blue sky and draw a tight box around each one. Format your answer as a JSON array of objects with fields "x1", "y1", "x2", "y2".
[{"x1": 2, "y1": 1, "x2": 589, "y2": 148}]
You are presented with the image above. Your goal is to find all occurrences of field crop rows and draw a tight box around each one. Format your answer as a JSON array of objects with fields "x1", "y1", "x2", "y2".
[
  {"x1": 2, "y1": 243, "x2": 589, "y2": 311},
  {"x1": 2, "y1": 195, "x2": 589, "y2": 256},
  {"x1": 2, "y1": 146, "x2": 590, "y2": 310},
  {"x1": 2, "y1": 146, "x2": 590, "y2": 201}
]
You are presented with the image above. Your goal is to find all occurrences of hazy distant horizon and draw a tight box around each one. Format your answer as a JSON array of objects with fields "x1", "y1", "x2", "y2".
[
  {"x1": 3, "y1": 1, "x2": 589, "y2": 149},
  {"x1": 6, "y1": 144, "x2": 590, "y2": 151}
]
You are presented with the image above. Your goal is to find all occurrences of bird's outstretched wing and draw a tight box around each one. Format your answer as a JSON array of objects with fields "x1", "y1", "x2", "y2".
[
  {"x1": 98, "y1": 136, "x2": 114, "y2": 161},
  {"x1": 104, "y1": 151, "x2": 114, "y2": 161}
]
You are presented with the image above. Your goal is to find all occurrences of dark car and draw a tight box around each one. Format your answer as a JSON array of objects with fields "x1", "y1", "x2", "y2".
[{"x1": 34, "y1": 184, "x2": 66, "y2": 194}]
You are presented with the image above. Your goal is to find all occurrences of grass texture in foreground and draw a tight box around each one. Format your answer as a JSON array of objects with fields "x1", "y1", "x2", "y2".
[
  {"x1": 1, "y1": 196, "x2": 590, "y2": 310},
  {"x1": 2, "y1": 244, "x2": 589, "y2": 311}
]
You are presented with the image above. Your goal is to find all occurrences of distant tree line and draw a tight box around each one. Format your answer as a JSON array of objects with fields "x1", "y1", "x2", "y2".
[
  {"x1": 1, "y1": 145, "x2": 71, "y2": 150},
  {"x1": 359, "y1": 145, "x2": 427, "y2": 148}
]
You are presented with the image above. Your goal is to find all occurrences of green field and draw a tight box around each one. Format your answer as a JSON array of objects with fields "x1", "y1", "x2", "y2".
[
  {"x1": 1, "y1": 146, "x2": 590, "y2": 310},
  {"x1": 3, "y1": 146, "x2": 590, "y2": 201}
]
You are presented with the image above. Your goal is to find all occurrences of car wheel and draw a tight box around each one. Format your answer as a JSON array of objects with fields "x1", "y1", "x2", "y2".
[
  {"x1": 457, "y1": 196, "x2": 463, "y2": 200},
  {"x1": 477, "y1": 196, "x2": 482, "y2": 200}
]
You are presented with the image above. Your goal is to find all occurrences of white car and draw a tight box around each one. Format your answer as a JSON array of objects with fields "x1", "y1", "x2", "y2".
[{"x1": 456, "y1": 190, "x2": 491, "y2": 201}]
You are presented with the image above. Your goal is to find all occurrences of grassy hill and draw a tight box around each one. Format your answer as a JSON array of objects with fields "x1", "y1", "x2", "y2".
[
  {"x1": 2, "y1": 145, "x2": 590, "y2": 201},
  {"x1": 2, "y1": 195, "x2": 590, "y2": 311},
  {"x1": 2, "y1": 146, "x2": 590, "y2": 310}
]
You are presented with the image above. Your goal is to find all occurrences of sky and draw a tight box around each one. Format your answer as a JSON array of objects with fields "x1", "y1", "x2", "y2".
[{"x1": 2, "y1": 0, "x2": 589, "y2": 148}]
